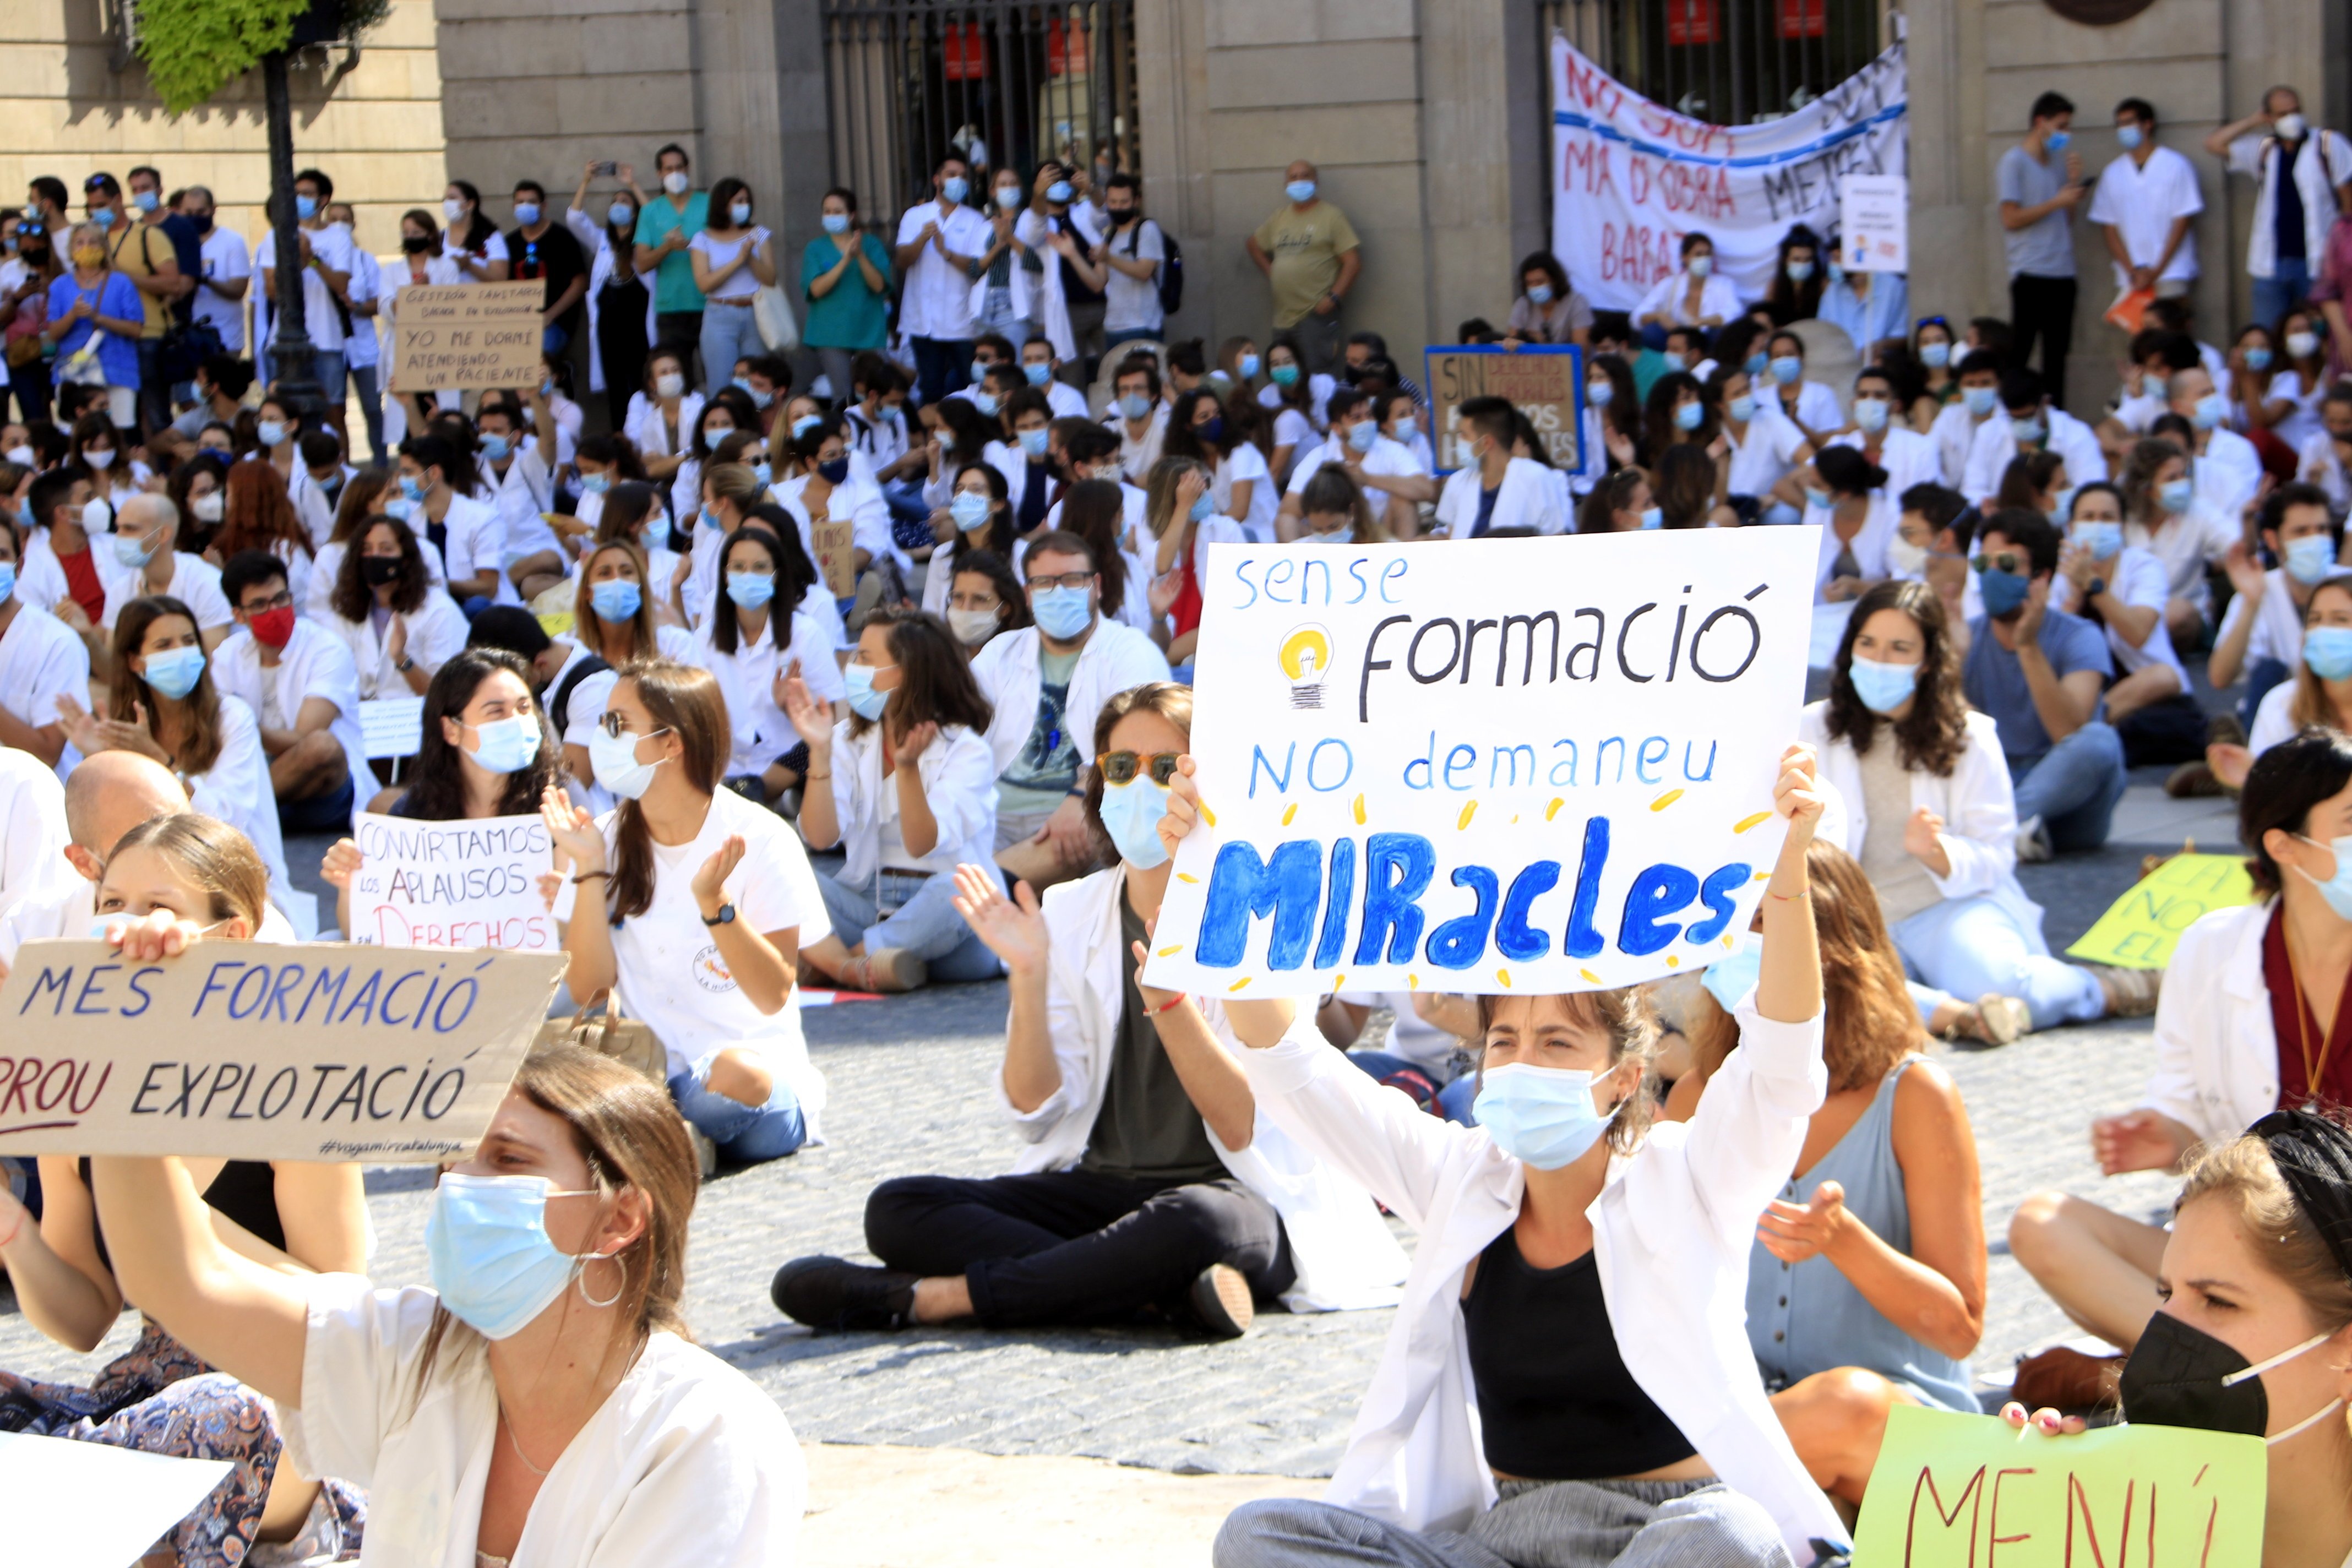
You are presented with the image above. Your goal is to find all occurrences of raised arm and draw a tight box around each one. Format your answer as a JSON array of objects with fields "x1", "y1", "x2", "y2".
[
  {"x1": 1755, "y1": 741, "x2": 1825, "y2": 1026},
  {"x1": 951, "y1": 864, "x2": 1061, "y2": 1111}
]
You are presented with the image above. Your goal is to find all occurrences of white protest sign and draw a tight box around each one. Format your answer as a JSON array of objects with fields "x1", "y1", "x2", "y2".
[
  {"x1": 1549, "y1": 35, "x2": 1906, "y2": 308},
  {"x1": 361, "y1": 696, "x2": 425, "y2": 759},
  {"x1": 1142, "y1": 530, "x2": 1815, "y2": 998},
  {"x1": 1840, "y1": 172, "x2": 1909, "y2": 273},
  {"x1": 349, "y1": 812, "x2": 557, "y2": 952},
  {"x1": 0, "y1": 941, "x2": 568, "y2": 1161},
  {"x1": 0, "y1": 1431, "x2": 232, "y2": 1567}
]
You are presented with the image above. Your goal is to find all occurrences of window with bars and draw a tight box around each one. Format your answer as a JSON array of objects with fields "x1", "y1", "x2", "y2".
[
  {"x1": 821, "y1": 0, "x2": 1141, "y2": 220},
  {"x1": 1540, "y1": 0, "x2": 1882, "y2": 127}
]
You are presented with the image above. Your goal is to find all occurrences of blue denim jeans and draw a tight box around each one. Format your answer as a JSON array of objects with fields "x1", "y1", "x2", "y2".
[
  {"x1": 2011, "y1": 721, "x2": 2128, "y2": 853},
  {"x1": 1891, "y1": 895, "x2": 2105, "y2": 1030},
  {"x1": 911, "y1": 336, "x2": 975, "y2": 407},
  {"x1": 1346, "y1": 1049, "x2": 1478, "y2": 1124},
  {"x1": 817, "y1": 864, "x2": 1005, "y2": 981},
  {"x1": 698, "y1": 300, "x2": 765, "y2": 396},
  {"x1": 668, "y1": 1064, "x2": 805, "y2": 1162},
  {"x1": 2252, "y1": 258, "x2": 2312, "y2": 335},
  {"x1": 2241, "y1": 656, "x2": 2290, "y2": 736}
]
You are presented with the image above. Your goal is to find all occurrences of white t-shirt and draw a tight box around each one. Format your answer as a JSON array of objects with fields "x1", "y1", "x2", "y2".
[
  {"x1": 0, "y1": 603, "x2": 90, "y2": 737},
  {"x1": 0, "y1": 746, "x2": 69, "y2": 923},
  {"x1": 255, "y1": 225, "x2": 348, "y2": 352},
  {"x1": 1214, "y1": 442, "x2": 1278, "y2": 543},
  {"x1": 2214, "y1": 568, "x2": 2310, "y2": 676},
  {"x1": 194, "y1": 226, "x2": 252, "y2": 352},
  {"x1": 687, "y1": 226, "x2": 771, "y2": 305},
  {"x1": 282, "y1": 1276, "x2": 804, "y2": 1568},
  {"x1": 2262, "y1": 371, "x2": 2326, "y2": 452},
  {"x1": 1284, "y1": 433, "x2": 1425, "y2": 497},
  {"x1": 695, "y1": 609, "x2": 845, "y2": 777},
  {"x1": 101, "y1": 552, "x2": 235, "y2": 634},
  {"x1": 1723, "y1": 411, "x2": 1810, "y2": 498},
  {"x1": 340, "y1": 249, "x2": 383, "y2": 371},
  {"x1": 1100, "y1": 217, "x2": 1166, "y2": 334},
  {"x1": 2087, "y1": 145, "x2": 2204, "y2": 290},
  {"x1": 2051, "y1": 543, "x2": 2185, "y2": 677},
  {"x1": 894, "y1": 200, "x2": 994, "y2": 341},
  {"x1": 2250, "y1": 677, "x2": 2300, "y2": 759},
  {"x1": 1110, "y1": 404, "x2": 1168, "y2": 483},
  {"x1": 432, "y1": 492, "x2": 511, "y2": 605}
]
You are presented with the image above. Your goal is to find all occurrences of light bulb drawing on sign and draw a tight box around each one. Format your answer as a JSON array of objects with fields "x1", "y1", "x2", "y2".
[{"x1": 1282, "y1": 623, "x2": 1332, "y2": 710}]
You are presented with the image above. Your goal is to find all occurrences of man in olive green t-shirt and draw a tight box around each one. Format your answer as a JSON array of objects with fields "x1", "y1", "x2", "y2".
[{"x1": 1246, "y1": 159, "x2": 1360, "y2": 375}]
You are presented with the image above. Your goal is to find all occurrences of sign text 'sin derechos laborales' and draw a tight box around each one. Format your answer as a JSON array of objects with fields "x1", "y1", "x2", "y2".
[{"x1": 1142, "y1": 528, "x2": 1816, "y2": 999}]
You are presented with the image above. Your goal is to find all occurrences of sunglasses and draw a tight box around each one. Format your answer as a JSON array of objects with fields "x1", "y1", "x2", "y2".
[
  {"x1": 597, "y1": 712, "x2": 671, "y2": 741},
  {"x1": 1969, "y1": 552, "x2": 2026, "y2": 575},
  {"x1": 1097, "y1": 750, "x2": 1180, "y2": 786}
]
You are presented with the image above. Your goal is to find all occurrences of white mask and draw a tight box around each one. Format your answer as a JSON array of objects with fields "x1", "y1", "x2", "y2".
[
  {"x1": 190, "y1": 492, "x2": 224, "y2": 523},
  {"x1": 655, "y1": 372, "x2": 685, "y2": 400},
  {"x1": 663, "y1": 171, "x2": 691, "y2": 196}
]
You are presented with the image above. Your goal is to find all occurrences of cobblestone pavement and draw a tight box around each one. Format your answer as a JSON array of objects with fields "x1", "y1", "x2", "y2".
[{"x1": 0, "y1": 780, "x2": 2225, "y2": 1481}]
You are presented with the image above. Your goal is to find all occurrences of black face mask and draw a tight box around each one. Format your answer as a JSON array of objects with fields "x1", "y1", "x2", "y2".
[
  {"x1": 2120, "y1": 1309, "x2": 2334, "y2": 1438},
  {"x1": 401, "y1": 235, "x2": 432, "y2": 255},
  {"x1": 816, "y1": 458, "x2": 850, "y2": 484},
  {"x1": 1106, "y1": 205, "x2": 1136, "y2": 224},
  {"x1": 361, "y1": 556, "x2": 402, "y2": 587},
  {"x1": 190, "y1": 211, "x2": 214, "y2": 236}
]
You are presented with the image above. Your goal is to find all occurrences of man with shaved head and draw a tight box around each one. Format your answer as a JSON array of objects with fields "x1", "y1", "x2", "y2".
[
  {"x1": 0, "y1": 750, "x2": 290, "y2": 974},
  {"x1": 97, "y1": 492, "x2": 236, "y2": 669}
]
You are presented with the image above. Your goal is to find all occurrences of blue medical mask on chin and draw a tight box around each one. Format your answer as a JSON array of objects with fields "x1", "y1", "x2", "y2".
[
  {"x1": 2284, "y1": 534, "x2": 2339, "y2": 586},
  {"x1": 1848, "y1": 655, "x2": 1920, "y2": 714},
  {"x1": 1031, "y1": 584, "x2": 1093, "y2": 640},
  {"x1": 2294, "y1": 831, "x2": 2352, "y2": 921},
  {"x1": 1473, "y1": 1062, "x2": 1616, "y2": 1170},
  {"x1": 2305, "y1": 626, "x2": 2352, "y2": 682},
  {"x1": 1700, "y1": 933, "x2": 1763, "y2": 1013},
  {"x1": 587, "y1": 725, "x2": 666, "y2": 799},
  {"x1": 590, "y1": 579, "x2": 642, "y2": 623},
  {"x1": 466, "y1": 715, "x2": 542, "y2": 775},
  {"x1": 140, "y1": 645, "x2": 207, "y2": 701},
  {"x1": 1099, "y1": 776, "x2": 1172, "y2": 869},
  {"x1": 1979, "y1": 568, "x2": 2032, "y2": 619},
  {"x1": 842, "y1": 662, "x2": 891, "y2": 721},
  {"x1": 426, "y1": 1173, "x2": 613, "y2": 1341}
]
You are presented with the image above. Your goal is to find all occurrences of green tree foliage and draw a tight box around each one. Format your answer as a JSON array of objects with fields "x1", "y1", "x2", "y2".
[{"x1": 137, "y1": 0, "x2": 390, "y2": 117}]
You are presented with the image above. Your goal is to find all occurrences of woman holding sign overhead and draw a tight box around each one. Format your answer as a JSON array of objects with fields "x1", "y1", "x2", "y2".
[
  {"x1": 1200, "y1": 743, "x2": 1853, "y2": 1568},
  {"x1": 541, "y1": 657, "x2": 826, "y2": 1164},
  {"x1": 1, "y1": 813, "x2": 371, "y2": 1565}
]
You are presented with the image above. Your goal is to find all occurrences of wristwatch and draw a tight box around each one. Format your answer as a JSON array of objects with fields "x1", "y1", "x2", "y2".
[
  {"x1": 2086, "y1": 576, "x2": 2107, "y2": 600},
  {"x1": 701, "y1": 902, "x2": 736, "y2": 927},
  {"x1": 394, "y1": 655, "x2": 415, "y2": 673}
]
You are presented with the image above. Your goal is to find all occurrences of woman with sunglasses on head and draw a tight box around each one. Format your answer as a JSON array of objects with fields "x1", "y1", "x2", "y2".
[
  {"x1": 92, "y1": 1027, "x2": 803, "y2": 1567},
  {"x1": 783, "y1": 607, "x2": 1002, "y2": 993},
  {"x1": 774, "y1": 680, "x2": 1406, "y2": 1337},
  {"x1": 1201, "y1": 744, "x2": 1846, "y2": 1568},
  {"x1": 696, "y1": 521, "x2": 842, "y2": 804},
  {"x1": 543, "y1": 657, "x2": 826, "y2": 1165},
  {"x1": 4, "y1": 814, "x2": 372, "y2": 1565}
]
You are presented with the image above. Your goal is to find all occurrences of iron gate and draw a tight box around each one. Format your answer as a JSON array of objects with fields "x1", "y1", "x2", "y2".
[
  {"x1": 1539, "y1": 0, "x2": 1883, "y2": 126},
  {"x1": 821, "y1": 0, "x2": 1140, "y2": 219}
]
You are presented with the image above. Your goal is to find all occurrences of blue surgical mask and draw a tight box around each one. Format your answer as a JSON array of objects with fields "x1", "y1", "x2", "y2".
[
  {"x1": 1046, "y1": 180, "x2": 1074, "y2": 205},
  {"x1": 995, "y1": 186, "x2": 1023, "y2": 211},
  {"x1": 426, "y1": 1173, "x2": 609, "y2": 1341},
  {"x1": 1031, "y1": 584, "x2": 1093, "y2": 639},
  {"x1": 257, "y1": 419, "x2": 288, "y2": 448},
  {"x1": 843, "y1": 662, "x2": 890, "y2": 721},
  {"x1": 951, "y1": 491, "x2": 992, "y2": 532},
  {"x1": 481, "y1": 434, "x2": 511, "y2": 462},
  {"x1": 1853, "y1": 397, "x2": 1890, "y2": 432},
  {"x1": 1020, "y1": 428, "x2": 1050, "y2": 458},
  {"x1": 1638, "y1": 505, "x2": 1664, "y2": 530},
  {"x1": 1826, "y1": 261, "x2": 1844, "y2": 285},
  {"x1": 1673, "y1": 401, "x2": 1704, "y2": 432},
  {"x1": 132, "y1": 190, "x2": 160, "y2": 214},
  {"x1": 1527, "y1": 284, "x2": 1555, "y2": 306},
  {"x1": 0, "y1": 562, "x2": 15, "y2": 606},
  {"x1": 610, "y1": 202, "x2": 635, "y2": 230},
  {"x1": 514, "y1": 202, "x2": 541, "y2": 226},
  {"x1": 140, "y1": 644, "x2": 206, "y2": 700},
  {"x1": 1473, "y1": 1062, "x2": 1614, "y2": 1170},
  {"x1": 1700, "y1": 933, "x2": 1763, "y2": 1012},
  {"x1": 2046, "y1": 130, "x2": 2071, "y2": 153},
  {"x1": 1920, "y1": 341, "x2": 1951, "y2": 369},
  {"x1": 1785, "y1": 260, "x2": 1814, "y2": 282},
  {"x1": 1771, "y1": 355, "x2": 1803, "y2": 385},
  {"x1": 2072, "y1": 519, "x2": 2122, "y2": 560},
  {"x1": 2246, "y1": 346, "x2": 2274, "y2": 372},
  {"x1": 2294, "y1": 830, "x2": 2352, "y2": 921},
  {"x1": 1964, "y1": 385, "x2": 1999, "y2": 417},
  {"x1": 1848, "y1": 655, "x2": 1920, "y2": 714},
  {"x1": 1269, "y1": 364, "x2": 1300, "y2": 389},
  {"x1": 972, "y1": 390, "x2": 1000, "y2": 418},
  {"x1": 2117, "y1": 123, "x2": 2145, "y2": 150},
  {"x1": 91, "y1": 208, "x2": 115, "y2": 230},
  {"x1": 753, "y1": 460, "x2": 772, "y2": 484},
  {"x1": 726, "y1": 570, "x2": 775, "y2": 609},
  {"x1": 821, "y1": 211, "x2": 848, "y2": 234},
  {"x1": 384, "y1": 496, "x2": 418, "y2": 522},
  {"x1": 1587, "y1": 380, "x2": 1615, "y2": 408},
  {"x1": 1347, "y1": 420, "x2": 1379, "y2": 453},
  {"x1": 1239, "y1": 353, "x2": 1261, "y2": 380},
  {"x1": 294, "y1": 195, "x2": 317, "y2": 221},
  {"x1": 1023, "y1": 362, "x2": 1052, "y2": 386},
  {"x1": 1098, "y1": 777, "x2": 1171, "y2": 869},
  {"x1": 112, "y1": 530, "x2": 154, "y2": 569},
  {"x1": 1745, "y1": 351, "x2": 1770, "y2": 378},
  {"x1": 587, "y1": 725, "x2": 666, "y2": 799},
  {"x1": 2285, "y1": 534, "x2": 2339, "y2": 586},
  {"x1": 2307, "y1": 627, "x2": 2352, "y2": 682},
  {"x1": 2159, "y1": 476, "x2": 2196, "y2": 514},
  {"x1": 1728, "y1": 393, "x2": 1757, "y2": 422},
  {"x1": 1285, "y1": 179, "x2": 1317, "y2": 204},
  {"x1": 580, "y1": 472, "x2": 610, "y2": 496},
  {"x1": 466, "y1": 715, "x2": 541, "y2": 775},
  {"x1": 1979, "y1": 568, "x2": 2031, "y2": 619},
  {"x1": 1189, "y1": 492, "x2": 1215, "y2": 523},
  {"x1": 791, "y1": 414, "x2": 822, "y2": 442},
  {"x1": 400, "y1": 475, "x2": 427, "y2": 502},
  {"x1": 2194, "y1": 393, "x2": 2227, "y2": 430},
  {"x1": 1660, "y1": 352, "x2": 1686, "y2": 375},
  {"x1": 590, "y1": 578, "x2": 642, "y2": 622},
  {"x1": 1119, "y1": 393, "x2": 1153, "y2": 421},
  {"x1": 2011, "y1": 414, "x2": 2047, "y2": 444},
  {"x1": 941, "y1": 176, "x2": 968, "y2": 205}
]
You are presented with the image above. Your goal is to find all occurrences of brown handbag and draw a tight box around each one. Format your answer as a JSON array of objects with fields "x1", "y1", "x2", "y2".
[{"x1": 533, "y1": 989, "x2": 668, "y2": 1087}]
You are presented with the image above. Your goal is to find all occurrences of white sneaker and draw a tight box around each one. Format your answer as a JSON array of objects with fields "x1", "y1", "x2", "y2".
[{"x1": 2015, "y1": 814, "x2": 2054, "y2": 863}]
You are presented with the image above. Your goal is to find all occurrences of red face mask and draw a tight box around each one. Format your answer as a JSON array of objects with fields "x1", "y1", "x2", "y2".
[{"x1": 248, "y1": 605, "x2": 297, "y2": 650}]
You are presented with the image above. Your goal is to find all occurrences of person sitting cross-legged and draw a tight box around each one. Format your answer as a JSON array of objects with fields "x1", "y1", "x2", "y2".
[{"x1": 209, "y1": 550, "x2": 372, "y2": 836}]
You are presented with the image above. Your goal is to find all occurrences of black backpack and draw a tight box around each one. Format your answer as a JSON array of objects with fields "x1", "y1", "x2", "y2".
[{"x1": 1123, "y1": 219, "x2": 1183, "y2": 318}]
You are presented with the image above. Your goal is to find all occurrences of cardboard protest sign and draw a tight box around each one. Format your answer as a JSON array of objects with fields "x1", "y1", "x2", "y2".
[
  {"x1": 2065, "y1": 854, "x2": 2258, "y2": 971},
  {"x1": 0, "y1": 1432, "x2": 232, "y2": 1567},
  {"x1": 0, "y1": 941, "x2": 568, "y2": 1161},
  {"x1": 349, "y1": 812, "x2": 558, "y2": 952},
  {"x1": 1840, "y1": 172, "x2": 1909, "y2": 273},
  {"x1": 1853, "y1": 1404, "x2": 2263, "y2": 1568},
  {"x1": 811, "y1": 514, "x2": 857, "y2": 598},
  {"x1": 1424, "y1": 345, "x2": 1585, "y2": 475},
  {"x1": 390, "y1": 281, "x2": 544, "y2": 392},
  {"x1": 1142, "y1": 529, "x2": 1815, "y2": 999}
]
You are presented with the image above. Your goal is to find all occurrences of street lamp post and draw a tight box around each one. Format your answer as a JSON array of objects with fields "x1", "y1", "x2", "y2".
[{"x1": 260, "y1": 47, "x2": 325, "y2": 423}]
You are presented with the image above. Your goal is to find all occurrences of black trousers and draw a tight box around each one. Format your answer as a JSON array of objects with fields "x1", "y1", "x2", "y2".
[
  {"x1": 2009, "y1": 272, "x2": 2078, "y2": 409},
  {"x1": 864, "y1": 1168, "x2": 1295, "y2": 1327}
]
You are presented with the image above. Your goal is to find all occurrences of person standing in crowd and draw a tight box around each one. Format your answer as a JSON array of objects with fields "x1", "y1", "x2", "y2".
[
  {"x1": 45, "y1": 220, "x2": 144, "y2": 434},
  {"x1": 1095, "y1": 173, "x2": 1166, "y2": 352},
  {"x1": 508, "y1": 178, "x2": 587, "y2": 358},
  {"x1": 774, "y1": 681, "x2": 1406, "y2": 1339},
  {"x1": 2090, "y1": 97, "x2": 2202, "y2": 315},
  {"x1": 1963, "y1": 509, "x2": 2128, "y2": 861},
  {"x1": 319, "y1": 201, "x2": 384, "y2": 465},
  {"x1": 440, "y1": 181, "x2": 510, "y2": 282},
  {"x1": 634, "y1": 143, "x2": 709, "y2": 368},
  {"x1": 569, "y1": 161, "x2": 654, "y2": 432},
  {"x1": 83, "y1": 172, "x2": 184, "y2": 439},
  {"x1": 1, "y1": 213, "x2": 58, "y2": 426},
  {"x1": 803, "y1": 187, "x2": 893, "y2": 406},
  {"x1": 542, "y1": 658, "x2": 825, "y2": 1164},
  {"x1": 253, "y1": 171, "x2": 351, "y2": 435},
  {"x1": 1503, "y1": 251, "x2": 1591, "y2": 347},
  {"x1": 1998, "y1": 92, "x2": 2088, "y2": 407},
  {"x1": 972, "y1": 530, "x2": 1169, "y2": 891},
  {"x1": 688, "y1": 178, "x2": 774, "y2": 398},
  {"x1": 2208, "y1": 85, "x2": 2352, "y2": 330},
  {"x1": 1246, "y1": 161, "x2": 1359, "y2": 377},
  {"x1": 895, "y1": 154, "x2": 992, "y2": 406},
  {"x1": 213, "y1": 549, "x2": 368, "y2": 835},
  {"x1": 1433, "y1": 394, "x2": 1565, "y2": 537},
  {"x1": 1633, "y1": 232, "x2": 1742, "y2": 339}
]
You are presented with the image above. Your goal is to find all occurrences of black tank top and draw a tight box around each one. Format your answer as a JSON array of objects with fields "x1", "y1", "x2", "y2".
[
  {"x1": 1462, "y1": 1225, "x2": 1695, "y2": 1480},
  {"x1": 80, "y1": 1158, "x2": 286, "y2": 1276}
]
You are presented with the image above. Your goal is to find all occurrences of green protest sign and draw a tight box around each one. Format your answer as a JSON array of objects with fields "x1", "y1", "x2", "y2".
[
  {"x1": 2064, "y1": 854, "x2": 2258, "y2": 972},
  {"x1": 1854, "y1": 1406, "x2": 2264, "y2": 1566}
]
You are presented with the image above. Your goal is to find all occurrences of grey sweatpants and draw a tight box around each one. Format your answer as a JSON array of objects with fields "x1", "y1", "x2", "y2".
[{"x1": 1214, "y1": 1480, "x2": 1795, "y2": 1568}]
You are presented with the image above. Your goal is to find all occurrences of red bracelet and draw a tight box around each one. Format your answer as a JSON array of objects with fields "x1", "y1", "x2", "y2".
[{"x1": 1150, "y1": 993, "x2": 1187, "y2": 1015}]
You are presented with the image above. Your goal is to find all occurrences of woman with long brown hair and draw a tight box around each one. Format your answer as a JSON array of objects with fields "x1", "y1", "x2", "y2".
[
  {"x1": 785, "y1": 606, "x2": 1000, "y2": 993},
  {"x1": 542, "y1": 657, "x2": 823, "y2": 1164},
  {"x1": 323, "y1": 513, "x2": 469, "y2": 699},
  {"x1": 305, "y1": 468, "x2": 445, "y2": 618},
  {"x1": 212, "y1": 458, "x2": 317, "y2": 610},
  {"x1": 1667, "y1": 839, "x2": 1985, "y2": 1509}
]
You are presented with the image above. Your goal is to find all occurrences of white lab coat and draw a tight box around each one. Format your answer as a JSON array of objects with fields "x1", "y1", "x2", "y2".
[
  {"x1": 0, "y1": 747, "x2": 70, "y2": 922},
  {"x1": 321, "y1": 590, "x2": 472, "y2": 699},
  {"x1": 1237, "y1": 1001, "x2": 1844, "y2": 1560},
  {"x1": 968, "y1": 620, "x2": 1172, "y2": 778},
  {"x1": 1430, "y1": 459, "x2": 1567, "y2": 538},
  {"x1": 1959, "y1": 408, "x2": 2109, "y2": 505},
  {"x1": 566, "y1": 205, "x2": 659, "y2": 396},
  {"x1": 2138, "y1": 900, "x2": 2278, "y2": 1146},
  {"x1": 826, "y1": 718, "x2": 999, "y2": 886},
  {"x1": 1001, "y1": 864, "x2": 1409, "y2": 1313}
]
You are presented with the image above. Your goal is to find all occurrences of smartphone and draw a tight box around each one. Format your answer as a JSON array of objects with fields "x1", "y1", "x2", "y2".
[{"x1": 591, "y1": 161, "x2": 618, "y2": 178}]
